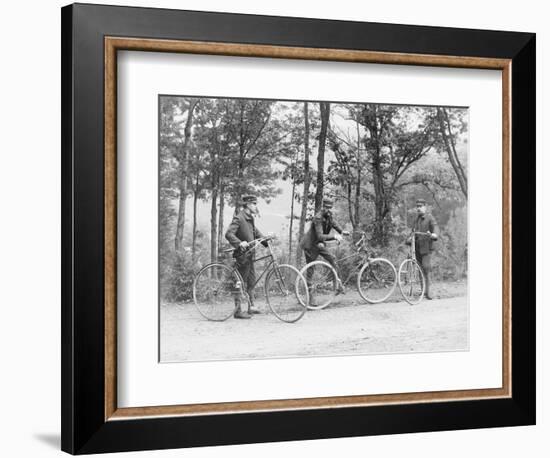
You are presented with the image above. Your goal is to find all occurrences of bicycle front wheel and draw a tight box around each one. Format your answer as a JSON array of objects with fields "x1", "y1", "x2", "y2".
[
  {"x1": 265, "y1": 264, "x2": 308, "y2": 323},
  {"x1": 193, "y1": 263, "x2": 240, "y2": 321},
  {"x1": 357, "y1": 258, "x2": 397, "y2": 304},
  {"x1": 299, "y1": 261, "x2": 338, "y2": 310},
  {"x1": 398, "y1": 259, "x2": 425, "y2": 305}
]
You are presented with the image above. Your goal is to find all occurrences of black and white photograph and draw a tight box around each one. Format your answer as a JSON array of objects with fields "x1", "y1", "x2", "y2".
[{"x1": 159, "y1": 95, "x2": 469, "y2": 362}]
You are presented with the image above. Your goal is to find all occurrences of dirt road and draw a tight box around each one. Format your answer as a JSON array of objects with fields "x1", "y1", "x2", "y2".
[{"x1": 160, "y1": 291, "x2": 468, "y2": 362}]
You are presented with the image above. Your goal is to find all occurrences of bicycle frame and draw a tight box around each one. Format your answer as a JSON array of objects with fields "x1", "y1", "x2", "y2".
[
  {"x1": 408, "y1": 231, "x2": 416, "y2": 259},
  {"x1": 330, "y1": 231, "x2": 370, "y2": 286},
  {"x1": 333, "y1": 251, "x2": 366, "y2": 286},
  {"x1": 230, "y1": 238, "x2": 280, "y2": 291}
]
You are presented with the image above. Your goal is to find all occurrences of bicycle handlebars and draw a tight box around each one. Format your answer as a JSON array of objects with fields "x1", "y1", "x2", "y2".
[{"x1": 223, "y1": 236, "x2": 275, "y2": 255}]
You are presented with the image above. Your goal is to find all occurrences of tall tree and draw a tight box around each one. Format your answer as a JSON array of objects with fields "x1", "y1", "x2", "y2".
[
  {"x1": 326, "y1": 112, "x2": 365, "y2": 231},
  {"x1": 224, "y1": 100, "x2": 277, "y2": 209},
  {"x1": 192, "y1": 98, "x2": 226, "y2": 263},
  {"x1": 314, "y1": 102, "x2": 331, "y2": 212},
  {"x1": 296, "y1": 102, "x2": 311, "y2": 265},
  {"x1": 174, "y1": 98, "x2": 199, "y2": 252},
  {"x1": 193, "y1": 98, "x2": 284, "y2": 262},
  {"x1": 210, "y1": 180, "x2": 218, "y2": 263},
  {"x1": 191, "y1": 174, "x2": 200, "y2": 264},
  {"x1": 436, "y1": 107, "x2": 468, "y2": 198},
  {"x1": 288, "y1": 150, "x2": 298, "y2": 261},
  {"x1": 355, "y1": 104, "x2": 438, "y2": 245}
]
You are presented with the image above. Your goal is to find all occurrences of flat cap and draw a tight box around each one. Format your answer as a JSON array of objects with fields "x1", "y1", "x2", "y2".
[{"x1": 241, "y1": 194, "x2": 258, "y2": 204}]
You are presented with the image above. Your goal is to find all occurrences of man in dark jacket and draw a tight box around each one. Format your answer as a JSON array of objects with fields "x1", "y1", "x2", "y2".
[
  {"x1": 412, "y1": 198, "x2": 439, "y2": 300},
  {"x1": 300, "y1": 198, "x2": 349, "y2": 289},
  {"x1": 225, "y1": 194, "x2": 267, "y2": 319}
]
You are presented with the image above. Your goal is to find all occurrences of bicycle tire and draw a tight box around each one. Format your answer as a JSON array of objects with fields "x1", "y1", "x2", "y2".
[
  {"x1": 398, "y1": 258, "x2": 425, "y2": 305},
  {"x1": 299, "y1": 260, "x2": 338, "y2": 310},
  {"x1": 357, "y1": 258, "x2": 397, "y2": 304},
  {"x1": 264, "y1": 264, "x2": 308, "y2": 323},
  {"x1": 193, "y1": 263, "x2": 241, "y2": 321}
]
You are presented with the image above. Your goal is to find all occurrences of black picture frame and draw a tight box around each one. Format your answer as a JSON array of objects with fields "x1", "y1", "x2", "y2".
[{"x1": 61, "y1": 2, "x2": 535, "y2": 454}]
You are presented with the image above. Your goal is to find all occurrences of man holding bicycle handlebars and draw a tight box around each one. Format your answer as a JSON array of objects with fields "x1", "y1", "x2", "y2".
[
  {"x1": 299, "y1": 198, "x2": 350, "y2": 293},
  {"x1": 225, "y1": 194, "x2": 268, "y2": 319},
  {"x1": 411, "y1": 198, "x2": 439, "y2": 300}
]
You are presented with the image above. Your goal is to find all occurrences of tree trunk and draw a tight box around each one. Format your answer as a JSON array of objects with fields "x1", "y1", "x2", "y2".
[
  {"x1": 314, "y1": 102, "x2": 331, "y2": 212},
  {"x1": 217, "y1": 183, "x2": 225, "y2": 252},
  {"x1": 288, "y1": 164, "x2": 297, "y2": 262},
  {"x1": 372, "y1": 154, "x2": 390, "y2": 246},
  {"x1": 296, "y1": 102, "x2": 311, "y2": 266},
  {"x1": 354, "y1": 173, "x2": 361, "y2": 231},
  {"x1": 354, "y1": 119, "x2": 362, "y2": 230},
  {"x1": 436, "y1": 107, "x2": 468, "y2": 197},
  {"x1": 347, "y1": 183, "x2": 355, "y2": 230},
  {"x1": 368, "y1": 106, "x2": 390, "y2": 246},
  {"x1": 192, "y1": 185, "x2": 199, "y2": 264},
  {"x1": 233, "y1": 156, "x2": 245, "y2": 216},
  {"x1": 174, "y1": 99, "x2": 199, "y2": 252},
  {"x1": 210, "y1": 185, "x2": 218, "y2": 264}
]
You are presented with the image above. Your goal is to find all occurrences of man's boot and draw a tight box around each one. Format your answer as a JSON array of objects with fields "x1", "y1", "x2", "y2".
[
  {"x1": 336, "y1": 280, "x2": 346, "y2": 296},
  {"x1": 233, "y1": 298, "x2": 251, "y2": 319}
]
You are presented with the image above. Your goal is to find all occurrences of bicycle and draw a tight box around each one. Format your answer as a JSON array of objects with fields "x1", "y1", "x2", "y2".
[
  {"x1": 398, "y1": 230, "x2": 432, "y2": 305},
  {"x1": 299, "y1": 231, "x2": 397, "y2": 310},
  {"x1": 192, "y1": 236, "x2": 309, "y2": 323}
]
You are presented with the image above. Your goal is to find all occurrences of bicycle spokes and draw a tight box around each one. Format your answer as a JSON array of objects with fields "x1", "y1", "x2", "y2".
[
  {"x1": 357, "y1": 258, "x2": 397, "y2": 304},
  {"x1": 398, "y1": 259, "x2": 425, "y2": 305},
  {"x1": 300, "y1": 261, "x2": 338, "y2": 310},
  {"x1": 265, "y1": 264, "x2": 307, "y2": 323},
  {"x1": 193, "y1": 263, "x2": 241, "y2": 321}
]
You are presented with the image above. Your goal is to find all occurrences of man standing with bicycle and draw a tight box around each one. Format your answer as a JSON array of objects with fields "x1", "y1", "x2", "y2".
[
  {"x1": 300, "y1": 198, "x2": 350, "y2": 292},
  {"x1": 412, "y1": 198, "x2": 439, "y2": 300},
  {"x1": 225, "y1": 194, "x2": 268, "y2": 319}
]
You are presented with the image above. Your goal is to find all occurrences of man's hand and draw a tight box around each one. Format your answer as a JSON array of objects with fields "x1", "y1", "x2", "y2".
[
  {"x1": 334, "y1": 233, "x2": 343, "y2": 242},
  {"x1": 239, "y1": 241, "x2": 249, "y2": 249},
  {"x1": 342, "y1": 230, "x2": 350, "y2": 236},
  {"x1": 428, "y1": 231, "x2": 438, "y2": 240}
]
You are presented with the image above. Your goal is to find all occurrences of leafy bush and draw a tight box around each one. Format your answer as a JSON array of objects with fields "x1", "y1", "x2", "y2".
[{"x1": 161, "y1": 250, "x2": 196, "y2": 302}]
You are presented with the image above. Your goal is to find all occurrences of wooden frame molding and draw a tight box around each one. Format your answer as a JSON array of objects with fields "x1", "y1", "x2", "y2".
[{"x1": 104, "y1": 36, "x2": 512, "y2": 421}]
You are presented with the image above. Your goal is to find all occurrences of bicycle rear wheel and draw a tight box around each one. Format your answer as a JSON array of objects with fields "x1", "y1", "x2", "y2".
[
  {"x1": 265, "y1": 264, "x2": 308, "y2": 323},
  {"x1": 398, "y1": 259, "x2": 425, "y2": 305},
  {"x1": 299, "y1": 261, "x2": 338, "y2": 310},
  {"x1": 193, "y1": 263, "x2": 240, "y2": 321},
  {"x1": 357, "y1": 258, "x2": 397, "y2": 304}
]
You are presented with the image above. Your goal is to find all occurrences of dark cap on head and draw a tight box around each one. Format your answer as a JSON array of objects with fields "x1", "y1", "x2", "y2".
[
  {"x1": 241, "y1": 194, "x2": 258, "y2": 205},
  {"x1": 322, "y1": 198, "x2": 334, "y2": 208},
  {"x1": 416, "y1": 198, "x2": 426, "y2": 205}
]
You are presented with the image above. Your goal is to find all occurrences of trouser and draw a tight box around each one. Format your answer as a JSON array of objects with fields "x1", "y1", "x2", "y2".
[
  {"x1": 234, "y1": 255, "x2": 256, "y2": 306},
  {"x1": 415, "y1": 250, "x2": 432, "y2": 296},
  {"x1": 303, "y1": 244, "x2": 337, "y2": 286}
]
